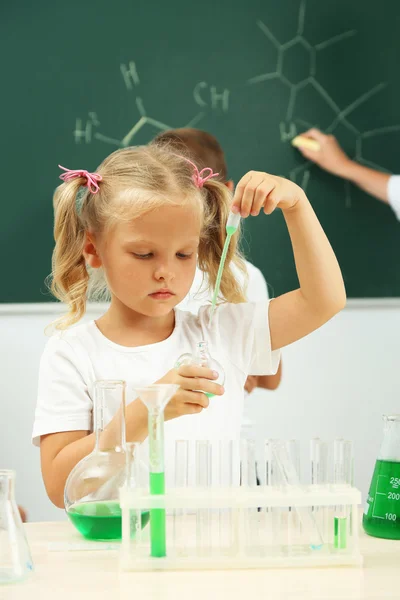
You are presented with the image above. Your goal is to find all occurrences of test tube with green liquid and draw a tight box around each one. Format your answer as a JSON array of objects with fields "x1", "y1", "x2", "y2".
[
  {"x1": 135, "y1": 384, "x2": 179, "y2": 558},
  {"x1": 333, "y1": 439, "x2": 353, "y2": 550}
]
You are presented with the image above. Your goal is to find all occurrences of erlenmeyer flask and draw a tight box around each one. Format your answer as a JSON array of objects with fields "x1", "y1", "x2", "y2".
[
  {"x1": 175, "y1": 341, "x2": 225, "y2": 397},
  {"x1": 0, "y1": 470, "x2": 33, "y2": 584},
  {"x1": 64, "y1": 380, "x2": 148, "y2": 541},
  {"x1": 363, "y1": 414, "x2": 400, "y2": 539}
]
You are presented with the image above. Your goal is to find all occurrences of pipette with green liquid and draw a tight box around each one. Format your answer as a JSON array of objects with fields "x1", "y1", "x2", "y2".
[{"x1": 209, "y1": 211, "x2": 241, "y2": 324}]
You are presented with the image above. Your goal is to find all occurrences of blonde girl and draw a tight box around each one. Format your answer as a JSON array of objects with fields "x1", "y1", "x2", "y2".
[{"x1": 33, "y1": 144, "x2": 345, "y2": 507}]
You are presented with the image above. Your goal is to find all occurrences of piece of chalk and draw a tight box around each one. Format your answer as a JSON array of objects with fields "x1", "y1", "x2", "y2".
[{"x1": 291, "y1": 136, "x2": 320, "y2": 152}]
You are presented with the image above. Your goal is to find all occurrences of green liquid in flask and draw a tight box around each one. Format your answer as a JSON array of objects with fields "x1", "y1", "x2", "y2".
[
  {"x1": 67, "y1": 501, "x2": 150, "y2": 541},
  {"x1": 363, "y1": 459, "x2": 400, "y2": 539}
]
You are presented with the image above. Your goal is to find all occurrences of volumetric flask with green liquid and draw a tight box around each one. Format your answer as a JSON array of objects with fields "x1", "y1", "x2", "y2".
[{"x1": 363, "y1": 415, "x2": 400, "y2": 539}]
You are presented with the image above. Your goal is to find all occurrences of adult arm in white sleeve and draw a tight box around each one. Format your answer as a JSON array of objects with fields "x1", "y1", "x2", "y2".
[
  {"x1": 387, "y1": 176, "x2": 400, "y2": 220},
  {"x1": 295, "y1": 129, "x2": 394, "y2": 206}
]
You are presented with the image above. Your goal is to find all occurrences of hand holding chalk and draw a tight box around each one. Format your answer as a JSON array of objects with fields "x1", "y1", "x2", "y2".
[
  {"x1": 292, "y1": 136, "x2": 321, "y2": 152},
  {"x1": 293, "y1": 128, "x2": 352, "y2": 178}
]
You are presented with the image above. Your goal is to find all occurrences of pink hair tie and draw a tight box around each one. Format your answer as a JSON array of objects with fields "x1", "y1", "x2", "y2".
[
  {"x1": 182, "y1": 157, "x2": 219, "y2": 188},
  {"x1": 58, "y1": 165, "x2": 102, "y2": 194}
]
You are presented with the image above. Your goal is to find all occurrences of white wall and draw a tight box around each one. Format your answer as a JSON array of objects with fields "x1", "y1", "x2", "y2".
[
  {"x1": 247, "y1": 300, "x2": 400, "y2": 492},
  {"x1": 1, "y1": 301, "x2": 398, "y2": 522}
]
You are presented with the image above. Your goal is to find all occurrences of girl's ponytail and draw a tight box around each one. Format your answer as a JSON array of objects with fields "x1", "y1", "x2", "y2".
[{"x1": 49, "y1": 181, "x2": 89, "y2": 329}]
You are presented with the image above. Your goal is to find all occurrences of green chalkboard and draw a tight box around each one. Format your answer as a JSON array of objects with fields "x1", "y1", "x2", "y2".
[{"x1": 2, "y1": 0, "x2": 400, "y2": 302}]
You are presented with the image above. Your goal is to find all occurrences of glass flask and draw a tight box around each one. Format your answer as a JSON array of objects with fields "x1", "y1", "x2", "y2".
[
  {"x1": 64, "y1": 380, "x2": 149, "y2": 541},
  {"x1": 175, "y1": 341, "x2": 225, "y2": 397},
  {"x1": 0, "y1": 470, "x2": 33, "y2": 584},
  {"x1": 363, "y1": 414, "x2": 400, "y2": 539}
]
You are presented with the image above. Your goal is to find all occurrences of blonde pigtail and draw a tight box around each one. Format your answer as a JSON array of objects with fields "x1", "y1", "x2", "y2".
[{"x1": 49, "y1": 180, "x2": 89, "y2": 329}]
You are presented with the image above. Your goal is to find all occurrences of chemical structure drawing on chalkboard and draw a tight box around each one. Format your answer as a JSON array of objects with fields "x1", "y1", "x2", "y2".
[
  {"x1": 248, "y1": 0, "x2": 357, "y2": 124},
  {"x1": 285, "y1": 83, "x2": 393, "y2": 208},
  {"x1": 248, "y1": 0, "x2": 396, "y2": 207},
  {"x1": 73, "y1": 61, "x2": 230, "y2": 149}
]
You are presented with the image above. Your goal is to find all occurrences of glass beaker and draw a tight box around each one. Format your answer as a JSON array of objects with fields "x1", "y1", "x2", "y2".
[
  {"x1": 0, "y1": 470, "x2": 33, "y2": 584},
  {"x1": 175, "y1": 341, "x2": 225, "y2": 397},
  {"x1": 363, "y1": 415, "x2": 400, "y2": 539},
  {"x1": 64, "y1": 380, "x2": 149, "y2": 541}
]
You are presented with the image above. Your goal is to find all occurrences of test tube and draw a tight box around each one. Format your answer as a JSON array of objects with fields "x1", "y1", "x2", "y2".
[
  {"x1": 135, "y1": 384, "x2": 179, "y2": 558},
  {"x1": 287, "y1": 440, "x2": 301, "y2": 480},
  {"x1": 263, "y1": 439, "x2": 280, "y2": 550},
  {"x1": 124, "y1": 442, "x2": 143, "y2": 556},
  {"x1": 264, "y1": 440, "x2": 273, "y2": 487},
  {"x1": 310, "y1": 438, "x2": 329, "y2": 486},
  {"x1": 310, "y1": 438, "x2": 329, "y2": 543},
  {"x1": 333, "y1": 439, "x2": 353, "y2": 550},
  {"x1": 196, "y1": 440, "x2": 212, "y2": 554},
  {"x1": 218, "y1": 440, "x2": 235, "y2": 554},
  {"x1": 240, "y1": 439, "x2": 259, "y2": 555},
  {"x1": 241, "y1": 438, "x2": 258, "y2": 487},
  {"x1": 345, "y1": 439, "x2": 355, "y2": 537},
  {"x1": 219, "y1": 440, "x2": 234, "y2": 487},
  {"x1": 272, "y1": 440, "x2": 324, "y2": 551},
  {"x1": 285, "y1": 440, "x2": 301, "y2": 548},
  {"x1": 173, "y1": 440, "x2": 189, "y2": 555}
]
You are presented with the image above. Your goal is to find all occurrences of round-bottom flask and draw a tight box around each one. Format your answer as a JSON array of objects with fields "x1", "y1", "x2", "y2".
[
  {"x1": 64, "y1": 380, "x2": 149, "y2": 541},
  {"x1": 175, "y1": 341, "x2": 225, "y2": 397}
]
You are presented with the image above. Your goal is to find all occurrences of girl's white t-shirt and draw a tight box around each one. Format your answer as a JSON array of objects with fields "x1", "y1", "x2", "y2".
[{"x1": 32, "y1": 302, "x2": 280, "y2": 448}]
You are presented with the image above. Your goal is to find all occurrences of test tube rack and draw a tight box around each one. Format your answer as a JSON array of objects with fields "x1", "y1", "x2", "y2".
[
  {"x1": 120, "y1": 484, "x2": 362, "y2": 570},
  {"x1": 120, "y1": 438, "x2": 363, "y2": 571}
]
